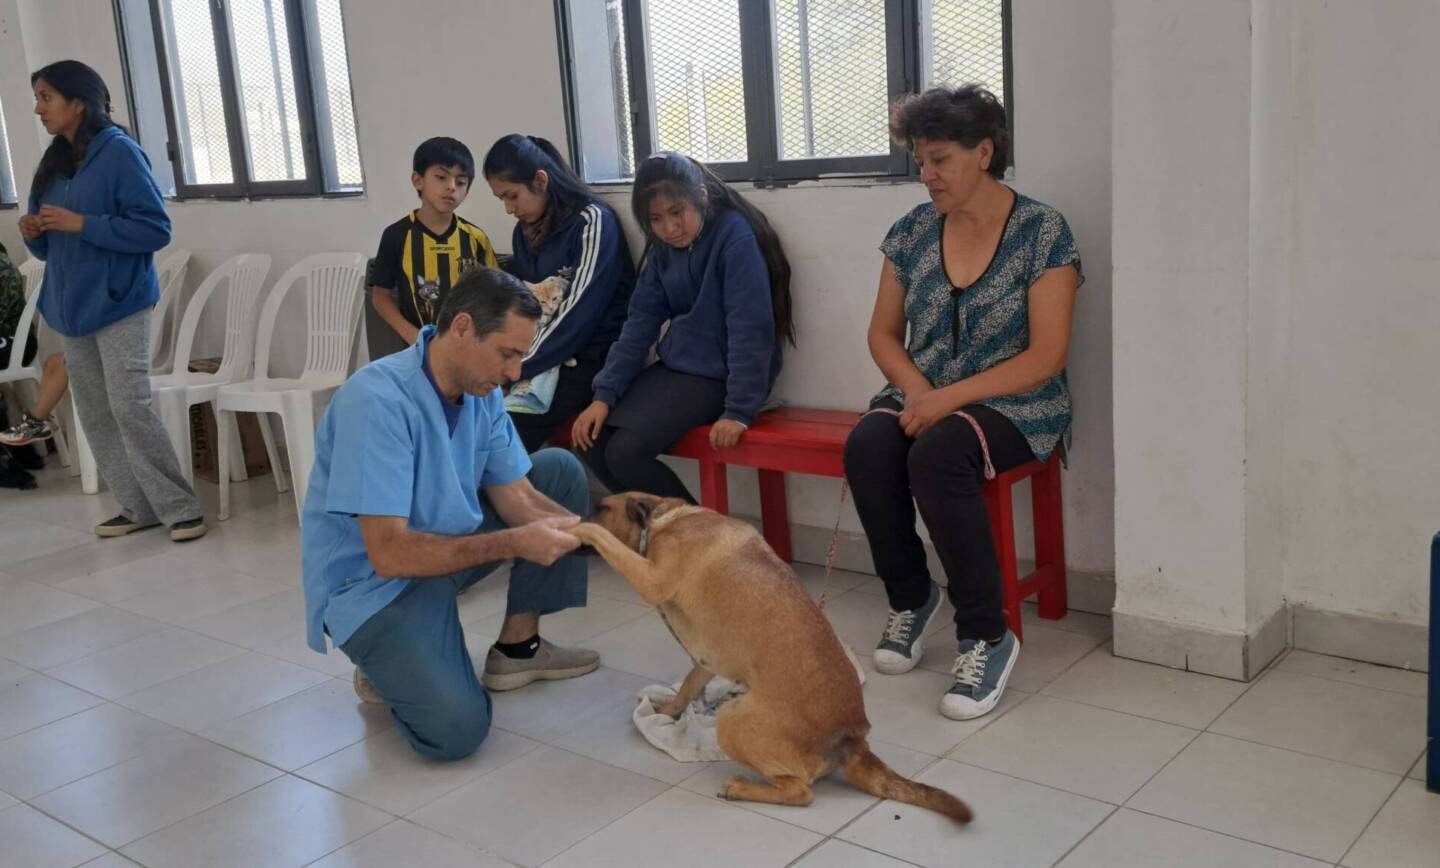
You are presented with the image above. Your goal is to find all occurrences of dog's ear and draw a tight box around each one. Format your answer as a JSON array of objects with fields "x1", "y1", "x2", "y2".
[{"x1": 626, "y1": 497, "x2": 656, "y2": 528}]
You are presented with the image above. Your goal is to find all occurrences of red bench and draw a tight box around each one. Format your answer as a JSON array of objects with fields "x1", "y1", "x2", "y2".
[{"x1": 556, "y1": 407, "x2": 1067, "y2": 639}]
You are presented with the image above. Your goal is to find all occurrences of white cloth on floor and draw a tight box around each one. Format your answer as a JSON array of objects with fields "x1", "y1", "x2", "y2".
[{"x1": 631, "y1": 642, "x2": 868, "y2": 763}]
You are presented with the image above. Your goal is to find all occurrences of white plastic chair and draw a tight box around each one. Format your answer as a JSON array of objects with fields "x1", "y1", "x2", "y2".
[
  {"x1": 149, "y1": 249, "x2": 191, "y2": 373},
  {"x1": 1, "y1": 259, "x2": 88, "y2": 483},
  {"x1": 216, "y1": 253, "x2": 368, "y2": 521},
  {"x1": 149, "y1": 253, "x2": 272, "y2": 485}
]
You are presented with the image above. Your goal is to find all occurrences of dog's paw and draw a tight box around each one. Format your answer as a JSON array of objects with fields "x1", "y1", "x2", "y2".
[
  {"x1": 654, "y1": 698, "x2": 686, "y2": 718},
  {"x1": 567, "y1": 522, "x2": 604, "y2": 547}
]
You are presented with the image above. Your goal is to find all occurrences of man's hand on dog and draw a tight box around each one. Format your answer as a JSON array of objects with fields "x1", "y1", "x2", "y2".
[
  {"x1": 511, "y1": 515, "x2": 582, "y2": 565},
  {"x1": 709, "y1": 419, "x2": 747, "y2": 449}
]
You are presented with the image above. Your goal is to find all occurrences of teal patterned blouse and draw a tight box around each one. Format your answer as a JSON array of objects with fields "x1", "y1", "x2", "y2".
[{"x1": 874, "y1": 192, "x2": 1083, "y2": 461}]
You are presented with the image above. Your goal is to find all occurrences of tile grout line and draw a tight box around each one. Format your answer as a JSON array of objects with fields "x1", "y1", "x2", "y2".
[
  {"x1": 1118, "y1": 803, "x2": 1353, "y2": 865},
  {"x1": 1334, "y1": 769, "x2": 1410, "y2": 868},
  {"x1": 1044, "y1": 803, "x2": 1122, "y2": 868}
]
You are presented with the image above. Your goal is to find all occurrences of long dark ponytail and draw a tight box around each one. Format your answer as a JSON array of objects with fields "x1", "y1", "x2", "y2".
[
  {"x1": 482, "y1": 134, "x2": 601, "y2": 247},
  {"x1": 632, "y1": 152, "x2": 795, "y2": 347},
  {"x1": 28, "y1": 60, "x2": 128, "y2": 206}
]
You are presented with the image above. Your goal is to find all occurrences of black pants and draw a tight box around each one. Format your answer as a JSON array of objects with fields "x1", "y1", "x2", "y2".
[
  {"x1": 581, "y1": 364, "x2": 726, "y2": 503},
  {"x1": 843, "y1": 398, "x2": 1035, "y2": 642},
  {"x1": 510, "y1": 353, "x2": 607, "y2": 454}
]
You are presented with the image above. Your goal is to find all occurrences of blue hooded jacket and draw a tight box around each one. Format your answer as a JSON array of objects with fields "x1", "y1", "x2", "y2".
[
  {"x1": 592, "y1": 208, "x2": 780, "y2": 426},
  {"x1": 24, "y1": 125, "x2": 172, "y2": 337}
]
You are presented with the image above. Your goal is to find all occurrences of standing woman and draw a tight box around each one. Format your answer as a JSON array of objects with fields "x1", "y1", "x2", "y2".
[
  {"x1": 482, "y1": 134, "x2": 635, "y2": 451},
  {"x1": 19, "y1": 60, "x2": 205, "y2": 541},
  {"x1": 571, "y1": 152, "x2": 794, "y2": 502},
  {"x1": 845, "y1": 86, "x2": 1081, "y2": 721}
]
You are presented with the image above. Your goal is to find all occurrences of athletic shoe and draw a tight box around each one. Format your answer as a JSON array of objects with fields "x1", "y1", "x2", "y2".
[
  {"x1": 940, "y1": 630, "x2": 1021, "y2": 720},
  {"x1": 0, "y1": 414, "x2": 52, "y2": 447},
  {"x1": 482, "y1": 637, "x2": 600, "y2": 691},
  {"x1": 352, "y1": 667, "x2": 385, "y2": 704},
  {"x1": 873, "y1": 581, "x2": 942, "y2": 675},
  {"x1": 95, "y1": 514, "x2": 162, "y2": 538},
  {"x1": 169, "y1": 517, "x2": 208, "y2": 542}
]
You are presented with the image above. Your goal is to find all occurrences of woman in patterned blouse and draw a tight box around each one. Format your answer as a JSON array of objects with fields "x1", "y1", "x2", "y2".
[{"x1": 844, "y1": 85, "x2": 1083, "y2": 722}]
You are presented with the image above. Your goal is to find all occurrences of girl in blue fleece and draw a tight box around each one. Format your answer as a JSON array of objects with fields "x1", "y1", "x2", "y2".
[
  {"x1": 571, "y1": 152, "x2": 795, "y2": 502},
  {"x1": 20, "y1": 61, "x2": 204, "y2": 542},
  {"x1": 482, "y1": 134, "x2": 636, "y2": 452}
]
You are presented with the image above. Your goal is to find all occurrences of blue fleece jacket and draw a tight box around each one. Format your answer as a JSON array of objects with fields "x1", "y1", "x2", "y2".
[
  {"x1": 592, "y1": 208, "x2": 780, "y2": 426},
  {"x1": 506, "y1": 201, "x2": 635, "y2": 380},
  {"x1": 25, "y1": 126, "x2": 172, "y2": 337}
]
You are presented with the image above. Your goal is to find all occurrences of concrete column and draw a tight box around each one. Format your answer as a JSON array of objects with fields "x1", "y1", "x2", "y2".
[{"x1": 1110, "y1": 0, "x2": 1291, "y2": 679}]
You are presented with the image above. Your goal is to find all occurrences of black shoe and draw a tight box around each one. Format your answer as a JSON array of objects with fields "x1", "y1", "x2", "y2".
[
  {"x1": 95, "y1": 515, "x2": 162, "y2": 538},
  {"x1": 169, "y1": 517, "x2": 208, "y2": 542}
]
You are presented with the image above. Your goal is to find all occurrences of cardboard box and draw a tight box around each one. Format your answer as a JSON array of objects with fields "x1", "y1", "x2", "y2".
[{"x1": 188, "y1": 358, "x2": 272, "y2": 483}]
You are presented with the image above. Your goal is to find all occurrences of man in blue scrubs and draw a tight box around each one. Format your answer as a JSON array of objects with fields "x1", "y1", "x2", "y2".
[{"x1": 302, "y1": 266, "x2": 597, "y2": 760}]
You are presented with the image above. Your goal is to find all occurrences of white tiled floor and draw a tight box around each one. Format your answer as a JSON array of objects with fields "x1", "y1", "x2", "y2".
[{"x1": 0, "y1": 462, "x2": 1435, "y2": 867}]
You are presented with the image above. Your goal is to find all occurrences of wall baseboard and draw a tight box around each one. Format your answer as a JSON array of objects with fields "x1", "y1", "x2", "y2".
[
  {"x1": 1112, "y1": 605, "x2": 1290, "y2": 681},
  {"x1": 1291, "y1": 604, "x2": 1429, "y2": 674}
]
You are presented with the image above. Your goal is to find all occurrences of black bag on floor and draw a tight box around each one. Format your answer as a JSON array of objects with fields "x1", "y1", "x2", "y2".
[{"x1": 0, "y1": 396, "x2": 39, "y2": 489}]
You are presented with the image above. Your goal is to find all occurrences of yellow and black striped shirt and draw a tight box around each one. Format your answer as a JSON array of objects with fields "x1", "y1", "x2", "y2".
[{"x1": 372, "y1": 211, "x2": 498, "y2": 328}]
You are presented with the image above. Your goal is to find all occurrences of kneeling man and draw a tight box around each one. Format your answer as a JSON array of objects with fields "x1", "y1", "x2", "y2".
[{"x1": 302, "y1": 266, "x2": 596, "y2": 760}]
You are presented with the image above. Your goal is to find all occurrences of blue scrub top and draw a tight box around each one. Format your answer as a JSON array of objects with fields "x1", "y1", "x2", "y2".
[{"x1": 301, "y1": 325, "x2": 532, "y2": 652}]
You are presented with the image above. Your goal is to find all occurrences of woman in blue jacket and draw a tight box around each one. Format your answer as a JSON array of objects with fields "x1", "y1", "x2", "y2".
[
  {"x1": 571, "y1": 152, "x2": 795, "y2": 502},
  {"x1": 482, "y1": 134, "x2": 635, "y2": 452},
  {"x1": 20, "y1": 61, "x2": 205, "y2": 541}
]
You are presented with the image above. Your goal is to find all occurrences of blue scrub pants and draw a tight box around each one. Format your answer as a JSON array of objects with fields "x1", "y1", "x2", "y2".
[{"x1": 338, "y1": 449, "x2": 589, "y2": 760}]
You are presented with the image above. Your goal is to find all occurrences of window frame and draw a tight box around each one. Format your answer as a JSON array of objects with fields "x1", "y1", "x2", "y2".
[
  {"x1": 136, "y1": 0, "x2": 350, "y2": 200},
  {"x1": 555, "y1": 0, "x2": 1013, "y2": 186},
  {"x1": 0, "y1": 96, "x2": 18, "y2": 209}
]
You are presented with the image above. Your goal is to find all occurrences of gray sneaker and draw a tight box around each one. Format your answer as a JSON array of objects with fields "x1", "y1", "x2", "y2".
[
  {"x1": 482, "y1": 638, "x2": 600, "y2": 691},
  {"x1": 95, "y1": 514, "x2": 162, "y2": 538},
  {"x1": 352, "y1": 667, "x2": 385, "y2": 704},
  {"x1": 873, "y1": 581, "x2": 942, "y2": 675},
  {"x1": 940, "y1": 630, "x2": 1020, "y2": 720}
]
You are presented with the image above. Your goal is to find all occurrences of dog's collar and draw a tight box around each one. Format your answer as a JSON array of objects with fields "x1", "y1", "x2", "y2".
[{"x1": 638, "y1": 525, "x2": 650, "y2": 557}]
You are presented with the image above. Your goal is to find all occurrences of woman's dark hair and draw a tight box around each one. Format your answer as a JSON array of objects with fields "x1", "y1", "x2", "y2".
[
  {"x1": 482, "y1": 134, "x2": 598, "y2": 246},
  {"x1": 29, "y1": 60, "x2": 127, "y2": 205},
  {"x1": 632, "y1": 152, "x2": 794, "y2": 346},
  {"x1": 889, "y1": 84, "x2": 1010, "y2": 179}
]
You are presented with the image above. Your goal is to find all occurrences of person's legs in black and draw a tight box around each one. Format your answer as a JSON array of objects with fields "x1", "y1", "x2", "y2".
[
  {"x1": 581, "y1": 365, "x2": 725, "y2": 502},
  {"x1": 843, "y1": 400, "x2": 949, "y2": 675},
  {"x1": 595, "y1": 425, "x2": 697, "y2": 501},
  {"x1": 510, "y1": 355, "x2": 605, "y2": 453},
  {"x1": 908, "y1": 403, "x2": 1034, "y2": 720},
  {"x1": 844, "y1": 399, "x2": 933, "y2": 611}
]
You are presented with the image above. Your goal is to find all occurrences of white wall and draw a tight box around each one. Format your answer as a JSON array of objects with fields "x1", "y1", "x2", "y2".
[
  {"x1": 1281, "y1": 1, "x2": 1440, "y2": 625},
  {"x1": 3, "y1": 0, "x2": 1116, "y2": 575},
  {"x1": 1111, "y1": 0, "x2": 1434, "y2": 675}
]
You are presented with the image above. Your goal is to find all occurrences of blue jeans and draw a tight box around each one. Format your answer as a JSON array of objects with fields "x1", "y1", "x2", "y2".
[{"x1": 338, "y1": 449, "x2": 589, "y2": 760}]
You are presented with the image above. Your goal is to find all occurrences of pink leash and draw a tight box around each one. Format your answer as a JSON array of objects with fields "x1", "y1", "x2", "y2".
[
  {"x1": 822, "y1": 406, "x2": 997, "y2": 586},
  {"x1": 861, "y1": 407, "x2": 997, "y2": 480}
]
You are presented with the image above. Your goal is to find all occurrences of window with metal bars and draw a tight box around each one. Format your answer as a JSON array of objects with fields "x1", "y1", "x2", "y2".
[
  {"x1": 556, "y1": 0, "x2": 1011, "y2": 184},
  {"x1": 114, "y1": 0, "x2": 363, "y2": 199},
  {"x1": 0, "y1": 96, "x2": 17, "y2": 207}
]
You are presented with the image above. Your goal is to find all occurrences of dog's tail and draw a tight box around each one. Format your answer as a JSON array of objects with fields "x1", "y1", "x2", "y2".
[{"x1": 841, "y1": 738, "x2": 972, "y2": 824}]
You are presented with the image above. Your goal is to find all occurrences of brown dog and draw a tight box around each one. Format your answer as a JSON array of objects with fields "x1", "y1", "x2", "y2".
[{"x1": 569, "y1": 492, "x2": 972, "y2": 823}]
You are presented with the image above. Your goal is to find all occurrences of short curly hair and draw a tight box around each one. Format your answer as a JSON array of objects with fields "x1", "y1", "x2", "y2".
[{"x1": 889, "y1": 85, "x2": 1010, "y2": 179}]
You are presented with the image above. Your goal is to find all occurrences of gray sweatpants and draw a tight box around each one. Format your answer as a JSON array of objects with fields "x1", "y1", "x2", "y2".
[{"x1": 63, "y1": 309, "x2": 200, "y2": 526}]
